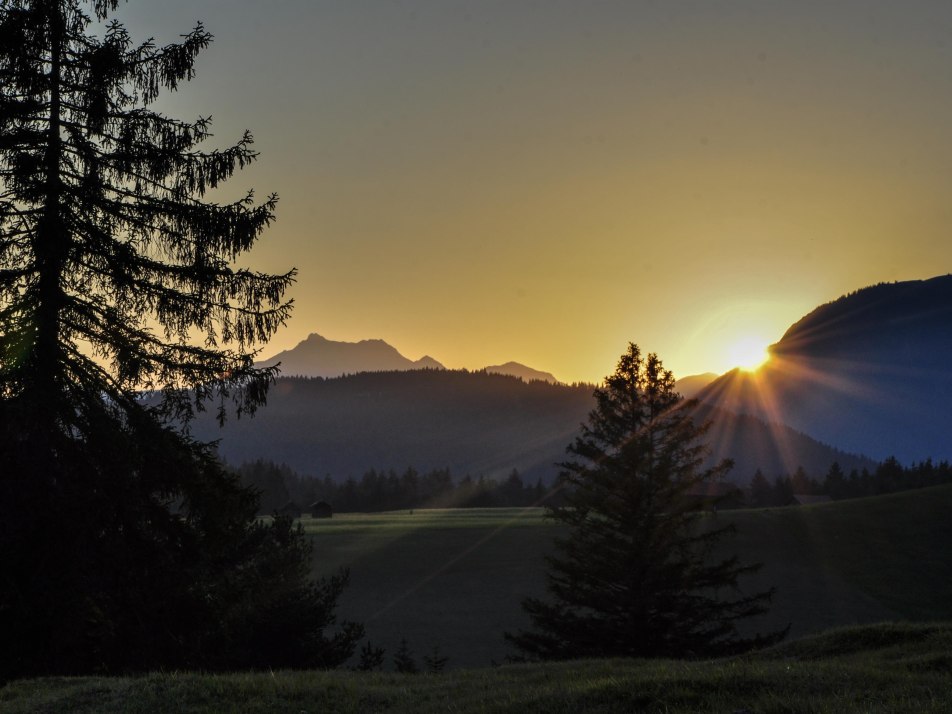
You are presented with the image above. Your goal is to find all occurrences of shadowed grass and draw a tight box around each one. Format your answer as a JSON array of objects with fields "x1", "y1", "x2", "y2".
[
  {"x1": 303, "y1": 485, "x2": 952, "y2": 668},
  {"x1": 5, "y1": 488, "x2": 949, "y2": 712},
  {"x1": 2, "y1": 622, "x2": 951, "y2": 713}
]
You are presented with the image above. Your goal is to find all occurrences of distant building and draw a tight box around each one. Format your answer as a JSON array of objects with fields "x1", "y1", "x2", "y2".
[
  {"x1": 275, "y1": 501, "x2": 303, "y2": 519},
  {"x1": 310, "y1": 501, "x2": 333, "y2": 519},
  {"x1": 789, "y1": 494, "x2": 833, "y2": 507},
  {"x1": 683, "y1": 482, "x2": 744, "y2": 511}
]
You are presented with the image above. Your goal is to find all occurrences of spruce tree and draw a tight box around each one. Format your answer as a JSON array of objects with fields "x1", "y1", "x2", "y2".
[
  {"x1": 392, "y1": 638, "x2": 419, "y2": 674},
  {"x1": 507, "y1": 344, "x2": 786, "y2": 660},
  {"x1": 0, "y1": 0, "x2": 361, "y2": 677},
  {"x1": 748, "y1": 469, "x2": 773, "y2": 507}
]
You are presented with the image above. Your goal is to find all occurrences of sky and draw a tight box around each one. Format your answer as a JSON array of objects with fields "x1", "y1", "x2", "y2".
[{"x1": 116, "y1": 0, "x2": 952, "y2": 384}]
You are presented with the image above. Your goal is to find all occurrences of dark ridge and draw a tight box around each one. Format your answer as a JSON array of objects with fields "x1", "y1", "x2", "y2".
[
  {"x1": 699, "y1": 274, "x2": 952, "y2": 462},
  {"x1": 193, "y1": 369, "x2": 875, "y2": 485}
]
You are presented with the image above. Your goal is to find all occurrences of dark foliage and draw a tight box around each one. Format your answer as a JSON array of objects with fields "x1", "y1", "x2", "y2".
[
  {"x1": 0, "y1": 0, "x2": 359, "y2": 677},
  {"x1": 507, "y1": 344, "x2": 786, "y2": 660},
  {"x1": 392, "y1": 638, "x2": 419, "y2": 674},
  {"x1": 235, "y1": 460, "x2": 557, "y2": 514},
  {"x1": 743, "y1": 457, "x2": 952, "y2": 507},
  {"x1": 200, "y1": 514, "x2": 363, "y2": 671},
  {"x1": 747, "y1": 469, "x2": 772, "y2": 507},
  {"x1": 422, "y1": 646, "x2": 449, "y2": 674},
  {"x1": 355, "y1": 641, "x2": 387, "y2": 672}
]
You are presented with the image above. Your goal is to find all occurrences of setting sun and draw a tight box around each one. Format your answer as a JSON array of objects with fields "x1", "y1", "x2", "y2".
[{"x1": 727, "y1": 336, "x2": 771, "y2": 372}]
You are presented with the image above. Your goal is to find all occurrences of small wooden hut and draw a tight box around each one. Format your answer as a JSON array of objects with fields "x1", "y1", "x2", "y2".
[{"x1": 310, "y1": 501, "x2": 333, "y2": 519}]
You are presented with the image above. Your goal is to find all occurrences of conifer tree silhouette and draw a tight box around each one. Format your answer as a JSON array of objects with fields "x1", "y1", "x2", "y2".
[
  {"x1": 0, "y1": 0, "x2": 361, "y2": 677},
  {"x1": 507, "y1": 344, "x2": 786, "y2": 659}
]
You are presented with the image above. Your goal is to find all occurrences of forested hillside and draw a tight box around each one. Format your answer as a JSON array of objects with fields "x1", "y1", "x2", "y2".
[
  {"x1": 194, "y1": 369, "x2": 875, "y2": 484},
  {"x1": 699, "y1": 275, "x2": 952, "y2": 463},
  {"x1": 195, "y1": 370, "x2": 595, "y2": 482}
]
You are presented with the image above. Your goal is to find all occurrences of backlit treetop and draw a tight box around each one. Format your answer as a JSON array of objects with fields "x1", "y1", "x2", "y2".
[
  {"x1": 508, "y1": 344, "x2": 786, "y2": 659},
  {"x1": 0, "y1": 0, "x2": 293, "y2": 430}
]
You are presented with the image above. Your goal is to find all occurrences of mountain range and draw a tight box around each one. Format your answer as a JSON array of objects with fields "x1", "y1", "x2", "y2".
[
  {"x1": 193, "y1": 369, "x2": 872, "y2": 485},
  {"x1": 256, "y1": 333, "x2": 557, "y2": 383},
  {"x1": 196, "y1": 274, "x2": 951, "y2": 482},
  {"x1": 256, "y1": 333, "x2": 444, "y2": 378}
]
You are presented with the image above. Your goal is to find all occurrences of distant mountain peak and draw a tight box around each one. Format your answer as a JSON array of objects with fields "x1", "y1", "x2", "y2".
[
  {"x1": 257, "y1": 333, "x2": 446, "y2": 379},
  {"x1": 484, "y1": 361, "x2": 558, "y2": 384},
  {"x1": 675, "y1": 372, "x2": 719, "y2": 399},
  {"x1": 259, "y1": 332, "x2": 562, "y2": 383},
  {"x1": 414, "y1": 355, "x2": 443, "y2": 370}
]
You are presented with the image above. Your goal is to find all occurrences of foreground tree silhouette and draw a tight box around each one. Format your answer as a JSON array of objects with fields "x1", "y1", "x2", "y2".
[
  {"x1": 0, "y1": 0, "x2": 360, "y2": 677},
  {"x1": 507, "y1": 344, "x2": 786, "y2": 659}
]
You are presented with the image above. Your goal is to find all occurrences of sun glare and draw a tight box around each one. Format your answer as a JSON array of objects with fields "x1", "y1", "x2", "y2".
[{"x1": 728, "y1": 336, "x2": 771, "y2": 372}]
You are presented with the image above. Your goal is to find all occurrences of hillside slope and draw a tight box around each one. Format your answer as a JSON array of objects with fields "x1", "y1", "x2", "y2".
[
  {"x1": 484, "y1": 361, "x2": 558, "y2": 384},
  {"x1": 698, "y1": 275, "x2": 952, "y2": 463},
  {"x1": 674, "y1": 372, "x2": 718, "y2": 399},
  {"x1": 198, "y1": 370, "x2": 594, "y2": 482},
  {"x1": 195, "y1": 369, "x2": 874, "y2": 483}
]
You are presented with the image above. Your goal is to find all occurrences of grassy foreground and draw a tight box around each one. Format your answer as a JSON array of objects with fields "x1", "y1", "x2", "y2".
[{"x1": 3, "y1": 622, "x2": 951, "y2": 713}]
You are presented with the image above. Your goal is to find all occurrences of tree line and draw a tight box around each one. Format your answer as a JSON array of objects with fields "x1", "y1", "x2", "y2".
[
  {"x1": 745, "y1": 457, "x2": 952, "y2": 507},
  {"x1": 235, "y1": 460, "x2": 556, "y2": 513},
  {"x1": 237, "y1": 454, "x2": 952, "y2": 516}
]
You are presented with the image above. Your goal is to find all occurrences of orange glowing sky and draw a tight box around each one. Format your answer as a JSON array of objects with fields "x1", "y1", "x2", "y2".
[{"x1": 121, "y1": 1, "x2": 952, "y2": 383}]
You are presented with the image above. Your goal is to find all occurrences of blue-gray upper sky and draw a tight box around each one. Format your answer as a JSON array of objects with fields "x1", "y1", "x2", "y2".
[{"x1": 117, "y1": 1, "x2": 952, "y2": 381}]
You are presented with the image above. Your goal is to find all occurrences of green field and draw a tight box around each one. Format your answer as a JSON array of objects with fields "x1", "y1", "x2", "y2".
[
  {"x1": 4, "y1": 621, "x2": 951, "y2": 713},
  {"x1": 306, "y1": 485, "x2": 952, "y2": 669},
  {"x1": 3, "y1": 486, "x2": 951, "y2": 713},
  {"x1": 305, "y1": 507, "x2": 554, "y2": 668}
]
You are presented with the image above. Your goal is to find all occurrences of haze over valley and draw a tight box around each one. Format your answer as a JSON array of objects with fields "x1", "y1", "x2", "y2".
[{"x1": 201, "y1": 275, "x2": 952, "y2": 485}]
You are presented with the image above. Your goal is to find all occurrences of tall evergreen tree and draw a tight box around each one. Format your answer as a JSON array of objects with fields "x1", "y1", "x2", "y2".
[
  {"x1": 824, "y1": 461, "x2": 846, "y2": 500},
  {"x1": 0, "y1": 0, "x2": 361, "y2": 677},
  {"x1": 507, "y1": 344, "x2": 786, "y2": 660},
  {"x1": 748, "y1": 469, "x2": 773, "y2": 507}
]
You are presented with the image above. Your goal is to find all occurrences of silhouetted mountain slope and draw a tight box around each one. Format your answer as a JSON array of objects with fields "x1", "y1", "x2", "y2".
[
  {"x1": 194, "y1": 369, "x2": 873, "y2": 484},
  {"x1": 484, "y1": 361, "x2": 558, "y2": 384},
  {"x1": 675, "y1": 372, "x2": 719, "y2": 399},
  {"x1": 197, "y1": 370, "x2": 591, "y2": 482},
  {"x1": 256, "y1": 333, "x2": 558, "y2": 382},
  {"x1": 694, "y1": 403, "x2": 874, "y2": 481},
  {"x1": 777, "y1": 275, "x2": 952, "y2": 359},
  {"x1": 698, "y1": 275, "x2": 952, "y2": 463},
  {"x1": 256, "y1": 333, "x2": 445, "y2": 378}
]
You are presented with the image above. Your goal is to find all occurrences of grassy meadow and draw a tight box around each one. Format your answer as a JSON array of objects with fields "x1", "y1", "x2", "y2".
[
  {"x1": 3, "y1": 485, "x2": 951, "y2": 712},
  {"x1": 4, "y1": 621, "x2": 951, "y2": 713},
  {"x1": 305, "y1": 507, "x2": 554, "y2": 668},
  {"x1": 308, "y1": 484, "x2": 952, "y2": 669}
]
